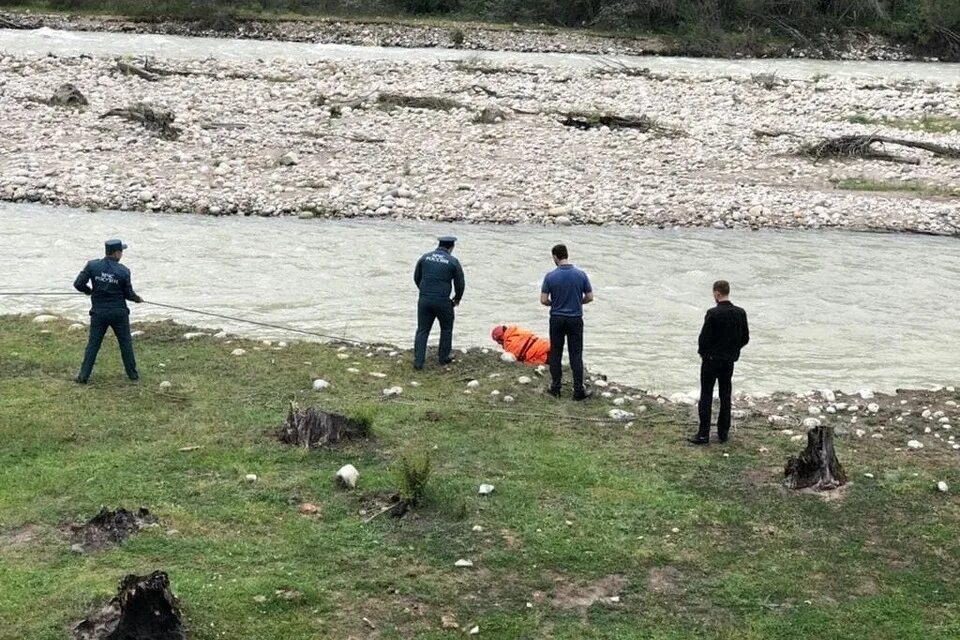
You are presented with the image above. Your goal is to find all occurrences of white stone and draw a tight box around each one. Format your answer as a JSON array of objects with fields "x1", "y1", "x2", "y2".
[
  {"x1": 382, "y1": 386, "x2": 403, "y2": 397},
  {"x1": 312, "y1": 379, "x2": 330, "y2": 391},
  {"x1": 469, "y1": 626, "x2": 479, "y2": 635},
  {"x1": 278, "y1": 151, "x2": 299, "y2": 166},
  {"x1": 472, "y1": 525, "x2": 483, "y2": 532},
  {"x1": 502, "y1": 395, "x2": 515, "y2": 403},
  {"x1": 859, "y1": 389, "x2": 875, "y2": 400},
  {"x1": 922, "y1": 409, "x2": 932, "y2": 419},
  {"x1": 130, "y1": 330, "x2": 145, "y2": 338},
  {"x1": 213, "y1": 331, "x2": 228, "y2": 339},
  {"x1": 466, "y1": 380, "x2": 480, "y2": 389},
  {"x1": 68, "y1": 323, "x2": 85, "y2": 332},
  {"x1": 612, "y1": 397, "x2": 626, "y2": 406},
  {"x1": 490, "y1": 390, "x2": 500, "y2": 396},
  {"x1": 183, "y1": 332, "x2": 207, "y2": 340},
  {"x1": 500, "y1": 352, "x2": 516, "y2": 363},
  {"x1": 864, "y1": 473, "x2": 874, "y2": 479},
  {"x1": 907, "y1": 440, "x2": 924, "y2": 449},
  {"x1": 231, "y1": 348, "x2": 246, "y2": 356},
  {"x1": 159, "y1": 381, "x2": 172, "y2": 391},
  {"x1": 937, "y1": 481, "x2": 949, "y2": 493},
  {"x1": 593, "y1": 379, "x2": 608, "y2": 388},
  {"x1": 855, "y1": 429, "x2": 866, "y2": 437},
  {"x1": 825, "y1": 406, "x2": 837, "y2": 414},
  {"x1": 244, "y1": 474, "x2": 258, "y2": 482},
  {"x1": 369, "y1": 372, "x2": 387, "y2": 378},
  {"x1": 867, "y1": 403, "x2": 880, "y2": 414},
  {"x1": 517, "y1": 376, "x2": 531, "y2": 385},
  {"x1": 820, "y1": 389, "x2": 836, "y2": 402},
  {"x1": 608, "y1": 409, "x2": 635, "y2": 421},
  {"x1": 808, "y1": 405, "x2": 822, "y2": 415},
  {"x1": 32, "y1": 314, "x2": 57, "y2": 323},
  {"x1": 336, "y1": 464, "x2": 359, "y2": 488},
  {"x1": 478, "y1": 484, "x2": 495, "y2": 496},
  {"x1": 454, "y1": 559, "x2": 474, "y2": 568},
  {"x1": 768, "y1": 415, "x2": 791, "y2": 426},
  {"x1": 601, "y1": 391, "x2": 613, "y2": 399},
  {"x1": 337, "y1": 353, "x2": 350, "y2": 360},
  {"x1": 802, "y1": 418, "x2": 821, "y2": 429}
]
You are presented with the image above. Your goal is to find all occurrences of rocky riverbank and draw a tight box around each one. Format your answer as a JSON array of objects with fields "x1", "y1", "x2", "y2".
[
  {"x1": 1, "y1": 51, "x2": 959, "y2": 235},
  {"x1": 0, "y1": 10, "x2": 925, "y2": 61}
]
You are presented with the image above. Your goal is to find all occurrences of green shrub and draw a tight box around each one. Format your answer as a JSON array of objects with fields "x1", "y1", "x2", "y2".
[{"x1": 394, "y1": 449, "x2": 431, "y2": 506}]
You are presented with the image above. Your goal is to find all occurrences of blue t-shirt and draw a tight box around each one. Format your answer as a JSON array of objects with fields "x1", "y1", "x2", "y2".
[{"x1": 541, "y1": 265, "x2": 592, "y2": 317}]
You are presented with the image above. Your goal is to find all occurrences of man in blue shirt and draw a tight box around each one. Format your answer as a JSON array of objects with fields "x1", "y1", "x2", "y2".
[
  {"x1": 540, "y1": 244, "x2": 593, "y2": 400},
  {"x1": 413, "y1": 236, "x2": 465, "y2": 370},
  {"x1": 73, "y1": 239, "x2": 143, "y2": 383}
]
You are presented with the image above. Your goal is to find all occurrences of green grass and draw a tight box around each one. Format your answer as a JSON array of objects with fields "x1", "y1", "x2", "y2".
[
  {"x1": 846, "y1": 114, "x2": 960, "y2": 134},
  {"x1": 834, "y1": 177, "x2": 960, "y2": 198},
  {"x1": 1, "y1": 316, "x2": 959, "y2": 639}
]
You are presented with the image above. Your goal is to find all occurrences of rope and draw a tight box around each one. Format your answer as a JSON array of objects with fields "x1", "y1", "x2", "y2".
[{"x1": 0, "y1": 290, "x2": 366, "y2": 345}]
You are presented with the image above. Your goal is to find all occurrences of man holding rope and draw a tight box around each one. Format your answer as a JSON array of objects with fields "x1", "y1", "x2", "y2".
[{"x1": 73, "y1": 239, "x2": 143, "y2": 384}]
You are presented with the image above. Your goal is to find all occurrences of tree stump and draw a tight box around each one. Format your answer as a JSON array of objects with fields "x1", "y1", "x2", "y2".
[
  {"x1": 71, "y1": 507, "x2": 154, "y2": 552},
  {"x1": 784, "y1": 425, "x2": 848, "y2": 490},
  {"x1": 49, "y1": 83, "x2": 88, "y2": 107},
  {"x1": 72, "y1": 571, "x2": 186, "y2": 640},
  {"x1": 277, "y1": 403, "x2": 369, "y2": 449}
]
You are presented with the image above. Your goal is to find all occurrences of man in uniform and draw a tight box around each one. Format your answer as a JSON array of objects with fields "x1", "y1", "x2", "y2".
[
  {"x1": 73, "y1": 239, "x2": 143, "y2": 383},
  {"x1": 413, "y1": 236, "x2": 465, "y2": 370},
  {"x1": 540, "y1": 244, "x2": 593, "y2": 400},
  {"x1": 689, "y1": 280, "x2": 750, "y2": 445}
]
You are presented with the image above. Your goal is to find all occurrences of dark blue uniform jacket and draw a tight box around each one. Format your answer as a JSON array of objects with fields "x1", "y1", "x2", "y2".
[
  {"x1": 73, "y1": 258, "x2": 141, "y2": 312},
  {"x1": 414, "y1": 248, "x2": 465, "y2": 303}
]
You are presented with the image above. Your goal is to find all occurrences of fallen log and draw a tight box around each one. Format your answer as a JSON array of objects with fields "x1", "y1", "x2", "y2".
[
  {"x1": 277, "y1": 402, "x2": 370, "y2": 449},
  {"x1": 72, "y1": 571, "x2": 186, "y2": 640},
  {"x1": 116, "y1": 60, "x2": 160, "y2": 82},
  {"x1": 784, "y1": 425, "x2": 847, "y2": 491},
  {"x1": 0, "y1": 15, "x2": 38, "y2": 29},
  {"x1": 802, "y1": 134, "x2": 960, "y2": 164},
  {"x1": 100, "y1": 102, "x2": 181, "y2": 141},
  {"x1": 377, "y1": 93, "x2": 466, "y2": 112}
]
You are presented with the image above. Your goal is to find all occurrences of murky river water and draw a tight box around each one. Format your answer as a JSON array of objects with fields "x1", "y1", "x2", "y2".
[
  {"x1": 1, "y1": 204, "x2": 957, "y2": 394},
  {"x1": 2, "y1": 27, "x2": 960, "y2": 82}
]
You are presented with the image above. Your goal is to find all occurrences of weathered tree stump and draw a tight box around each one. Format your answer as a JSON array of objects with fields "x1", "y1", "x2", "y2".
[
  {"x1": 72, "y1": 571, "x2": 186, "y2": 640},
  {"x1": 277, "y1": 403, "x2": 369, "y2": 449},
  {"x1": 48, "y1": 83, "x2": 89, "y2": 107},
  {"x1": 100, "y1": 102, "x2": 181, "y2": 140},
  {"x1": 784, "y1": 425, "x2": 848, "y2": 490}
]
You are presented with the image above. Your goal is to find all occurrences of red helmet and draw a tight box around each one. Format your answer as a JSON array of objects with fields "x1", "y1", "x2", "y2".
[{"x1": 491, "y1": 325, "x2": 506, "y2": 343}]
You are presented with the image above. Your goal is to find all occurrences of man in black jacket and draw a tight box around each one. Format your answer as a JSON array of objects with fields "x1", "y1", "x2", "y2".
[
  {"x1": 73, "y1": 239, "x2": 143, "y2": 383},
  {"x1": 689, "y1": 280, "x2": 749, "y2": 445},
  {"x1": 413, "y1": 236, "x2": 465, "y2": 370}
]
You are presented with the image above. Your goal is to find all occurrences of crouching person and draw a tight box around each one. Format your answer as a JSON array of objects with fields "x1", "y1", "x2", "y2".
[{"x1": 491, "y1": 325, "x2": 550, "y2": 365}]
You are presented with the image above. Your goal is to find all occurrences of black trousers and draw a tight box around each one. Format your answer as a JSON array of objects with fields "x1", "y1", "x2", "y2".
[
  {"x1": 414, "y1": 297, "x2": 454, "y2": 367},
  {"x1": 78, "y1": 308, "x2": 139, "y2": 381},
  {"x1": 698, "y1": 358, "x2": 735, "y2": 439},
  {"x1": 548, "y1": 315, "x2": 584, "y2": 393}
]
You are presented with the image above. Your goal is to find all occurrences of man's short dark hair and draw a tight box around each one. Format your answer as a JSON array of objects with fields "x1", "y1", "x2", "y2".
[
  {"x1": 552, "y1": 244, "x2": 568, "y2": 260},
  {"x1": 713, "y1": 280, "x2": 730, "y2": 296},
  {"x1": 439, "y1": 240, "x2": 455, "y2": 250}
]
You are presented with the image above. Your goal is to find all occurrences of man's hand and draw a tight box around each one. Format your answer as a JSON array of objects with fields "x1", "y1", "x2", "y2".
[
  {"x1": 452, "y1": 299, "x2": 460, "y2": 308},
  {"x1": 133, "y1": 296, "x2": 144, "y2": 304}
]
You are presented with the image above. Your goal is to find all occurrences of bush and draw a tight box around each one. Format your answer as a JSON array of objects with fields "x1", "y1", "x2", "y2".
[{"x1": 394, "y1": 449, "x2": 431, "y2": 506}]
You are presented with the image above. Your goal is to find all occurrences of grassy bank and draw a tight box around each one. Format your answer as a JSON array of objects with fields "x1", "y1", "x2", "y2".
[
  {"x1": 2, "y1": 0, "x2": 960, "y2": 59},
  {"x1": 1, "y1": 315, "x2": 959, "y2": 639}
]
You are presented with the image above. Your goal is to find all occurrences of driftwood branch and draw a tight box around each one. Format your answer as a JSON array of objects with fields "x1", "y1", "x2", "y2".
[
  {"x1": 116, "y1": 60, "x2": 160, "y2": 82},
  {"x1": 803, "y1": 134, "x2": 960, "y2": 164},
  {"x1": 100, "y1": 103, "x2": 181, "y2": 140}
]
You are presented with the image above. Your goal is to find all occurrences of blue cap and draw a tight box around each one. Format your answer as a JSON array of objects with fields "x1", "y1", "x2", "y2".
[
  {"x1": 105, "y1": 239, "x2": 128, "y2": 253},
  {"x1": 438, "y1": 236, "x2": 457, "y2": 245}
]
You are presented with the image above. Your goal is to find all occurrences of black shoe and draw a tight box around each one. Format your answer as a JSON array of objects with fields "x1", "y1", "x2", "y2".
[
  {"x1": 687, "y1": 436, "x2": 709, "y2": 446},
  {"x1": 440, "y1": 358, "x2": 456, "y2": 365},
  {"x1": 413, "y1": 364, "x2": 423, "y2": 371},
  {"x1": 128, "y1": 377, "x2": 140, "y2": 384},
  {"x1": 718, "y1": 434, "x2": 729, "y2": 444},
  {"x1": 573, "y1": 389, "x2": 593, "y2": 401},
  {"x1": 547, "y1": 387, "x2": 561, "y2": 398},
  {"x1": 74, "y1": 375, "x2": 88, "y2": 384}
]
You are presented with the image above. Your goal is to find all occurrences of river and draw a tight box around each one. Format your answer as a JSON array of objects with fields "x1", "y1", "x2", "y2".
[
  {"x1": 2, "y1": 27, "x2": 960, "y2": 82},
  {"x1": 1, "y1": 203, "x2": 957, "y2": 395}
]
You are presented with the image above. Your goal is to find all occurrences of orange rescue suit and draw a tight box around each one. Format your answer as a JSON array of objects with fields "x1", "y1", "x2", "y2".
[{"x1": 502, "y1": 326, "x2": 550, "y2": 365}]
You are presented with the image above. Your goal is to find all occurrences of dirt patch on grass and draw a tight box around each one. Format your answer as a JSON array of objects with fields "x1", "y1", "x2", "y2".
[
  {"x1": 551, "y1": 574, "x2": 627, "y2": 610},
  {"x1": 0, "y1": 524, "x2": 39, "y2": 549},
  {"x1": 70, "y1": 507, "x2": 155, "y2": 552},
  {"x1": 647, "y1": 566, "x2": 684, "y2": 596},
  {"x1": 740, "y1": 466, "x2": 780, "y2": 488}
]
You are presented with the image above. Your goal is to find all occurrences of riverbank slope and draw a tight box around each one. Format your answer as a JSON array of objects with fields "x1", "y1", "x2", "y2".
[{"x1": 1, "y1": 314, "x2": 958, "y2": 638}]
